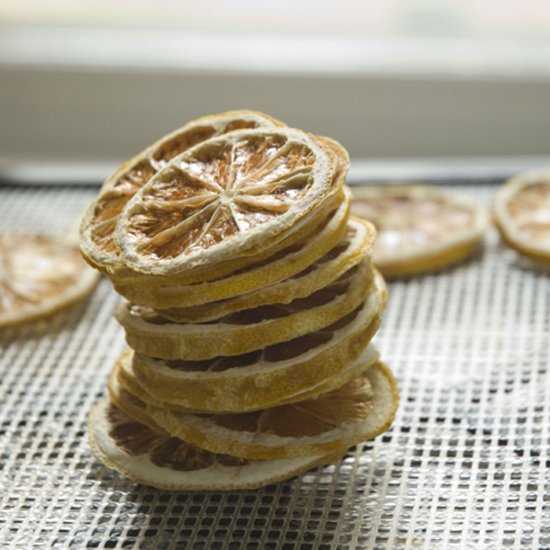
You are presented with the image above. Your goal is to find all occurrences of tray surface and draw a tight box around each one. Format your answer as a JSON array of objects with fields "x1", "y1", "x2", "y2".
[{"x1": 0, "y1": 180, "x2": 549, "y2": 549}]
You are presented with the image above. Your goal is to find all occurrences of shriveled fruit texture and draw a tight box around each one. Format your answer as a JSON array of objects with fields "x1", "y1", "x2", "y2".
[
  {"x1": 0, "y1": 234, "x2": 99, "y2": 328},
  {"x1": 114, "y1": 257, "x2": 373, "y2": 360},
  {"x1": 111, "y1": 193, "x2": 351, "y2": 308},
  {"x1": 89, "y1": 397, "x2": 340, "y2": 491},
  {"x1": 80, "y1": 110, "x2": 285, "y2": 275},
  {"x1": 114, "y1": 128, "x2": 340, "y2": 279},
  {"x1": 351, "y1": 185, "x2": 487, "y2": 278},
  {"x1": 495, "y1": 168, "x2": 550, "y2": 262},
  {"x1": 83, "y1": 110, "x2": 398, "y2": 490}
]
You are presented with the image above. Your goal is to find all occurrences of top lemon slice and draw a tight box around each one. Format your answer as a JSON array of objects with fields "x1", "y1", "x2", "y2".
[
  {"x1": 112, "y1": 191, "x2": 349, "y2": 308},
  {"x1": 0, "y1": 234, "x2": 99, "y2": 328},
  {"x1": 80, "y1": 110, "x2": 284, "y2": 274},
  {"x1": 494, "y1": 168, "x2": 550, "y2": 262},
  {"x1": 114, "y1": 127, "x2": 337, "y2": 277},
  {"x1": 351, "y1": 184, "x2": 488, "y2": 278}
]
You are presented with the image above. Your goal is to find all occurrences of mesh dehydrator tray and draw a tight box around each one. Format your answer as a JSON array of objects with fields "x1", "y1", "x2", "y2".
[{"x1": 0, "y1": 177, "x2": 549, "y2": 549}]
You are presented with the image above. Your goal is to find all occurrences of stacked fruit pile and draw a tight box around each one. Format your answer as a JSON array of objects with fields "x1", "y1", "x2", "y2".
[{"x1": 80, "y1": 111, "x2": 398, "y2": 490}]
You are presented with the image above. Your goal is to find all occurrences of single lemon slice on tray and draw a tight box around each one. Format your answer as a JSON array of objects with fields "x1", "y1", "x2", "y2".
[
  {"x1": 351, "y1": 184, "x2": 488, "y2": 278},
  {"x1": 0, "y1": 234, "x2": 99, "y2": 328},
  {"x1": 80, "y1": 110, "x2": 285, "y2": 275},
  {"x1": 115, "y1": 256, "x2": 373, "y2": 360},
  {"x1": 89, "y1": 396, "x2": 341, "y2": 491},
  {"x1": 494, "y1": 168, "x2": 550, "y2": 262},
  {"x1": 127, "y1": 270, "x2": 387, "y2": 413},
  {"x1": 156, "y1": 216, "x2": 375, "y2": 323}
]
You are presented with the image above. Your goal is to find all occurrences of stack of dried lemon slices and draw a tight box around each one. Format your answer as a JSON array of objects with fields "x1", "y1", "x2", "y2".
[{"x1": 80, "y1": 110, "x2": 398, "y2": 490}]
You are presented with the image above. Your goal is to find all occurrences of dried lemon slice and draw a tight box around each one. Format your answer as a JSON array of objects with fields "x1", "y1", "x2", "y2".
[
  {"x1": 130, "y1": 270, "x2": 387, "y2": 413},
  {"x1": 108, "y1": 132, "x2": 349, "y2": 288},
  {"x1": 89, "y1": 397, "x2": 342, "y2": 491},
  {"x1": 351, "y1": 185, "x2": 488, "y2": 278},
  {"x1": 80, "y1": 110, "x2": 284, "y2": 275},
  {"x1": 494, "y1": 168, "x2": 550, "y2": 262},
  {"x1": 115, "y1": 127, "x2": 338, "y2": 277},
  {"x1": 0, "y1": 234, "x2": 99, "y2": 328},
  {"x1": 157, "y1": 217, "x2": 375, "y2": 323},
  {"x1": 146, "y1": 362, "x2": 398, "y2": 460},
  {"x1": 112, "y1": 344, "x2": 381, "y2": 414},
  {"x1": 115, "y1": 257, "x2": 372, "y2": 360},
  {"x1": 113, "y1": 191, "x2": 350, "y2": 309}
]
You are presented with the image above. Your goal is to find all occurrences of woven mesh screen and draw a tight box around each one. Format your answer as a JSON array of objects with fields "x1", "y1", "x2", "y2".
[{"x1": 0, "y1": 182, "x2": 549, "y2": 549}]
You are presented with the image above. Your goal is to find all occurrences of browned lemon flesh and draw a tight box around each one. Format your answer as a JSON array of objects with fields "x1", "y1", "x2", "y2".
[
  {"x1": 0, "y1": 234, "x2": 99, "y2": 328},
  {"x1": 113, "y1": 191, "x2": 350, "y2": 309},
  {"x1": 107, "y1": 134, "x2": 349, "y2": 288},
  {"x1": 157, "y1": 216, "x2": 375, "y2": 323},
  {"x1": 115, "y1": 257, "x2": 372, "y2": 360},
  {"x1": 351, "y1": 185, "x2": 487, "y2": 278},
  {"x1": 80, "y1": 110, "x2": 284, "y2": 275},
  {"x1": 130, "y1": 270, "x2": 387, "y2": 413},
  {"x1": 89, "y1": 397, "x2": 343, "y2": 491},
  {"x1": 115, "y1": 128, "x2": 338, "y2": 276},
  {"x1": 495, "y1": 168, "x2": 550, "y2": 261},
  {"x1": 146, "y1": 362, "x2": 398, "y2": 460}
]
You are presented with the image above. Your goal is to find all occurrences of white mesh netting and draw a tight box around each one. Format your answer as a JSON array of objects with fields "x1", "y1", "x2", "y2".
[{"x1": 0, "y1": 182, "x2": 548, "y2": 549}]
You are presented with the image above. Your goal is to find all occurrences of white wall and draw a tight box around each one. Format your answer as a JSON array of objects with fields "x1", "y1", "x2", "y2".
[{"x1": 2, "y1": 28, "x2": 550, "y2": 164}]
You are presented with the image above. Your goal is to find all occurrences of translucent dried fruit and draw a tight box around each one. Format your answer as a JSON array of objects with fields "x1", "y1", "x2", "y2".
[
  {"x1": 495, "y1": 168, "x2": 550, "y2": 262},
  {"x1": 351, "y1": 185, "x2": 487, "y2": 278},
  {"x1": 0, "y1": 234, "x2": 99, "y2": 328}
]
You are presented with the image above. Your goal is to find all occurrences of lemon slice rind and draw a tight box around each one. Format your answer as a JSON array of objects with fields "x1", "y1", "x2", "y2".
[
  {"x1": 130, "y1": 270, "x2": 387, "y2": 413},
  {"x1": 115, "y1": 257, "x2": 373, "y2": 360},
  {"x1": 157, "y1": 216, "x2": 375, "y2": 323}
]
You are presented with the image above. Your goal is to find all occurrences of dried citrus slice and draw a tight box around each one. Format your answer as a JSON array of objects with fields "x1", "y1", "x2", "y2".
[
  {"x1": 113, "y1": 191, "x2": 350, "y2": 309},
  {"x1": 351, "y1": 185, "x2": 488, "y2": 278},
  {"x1": 158, "y1": 216, "x2": 375, "y2": 323},
  {"x1": 115, "y1": 256, "x2": 372, "y2": 360},
  {"x1": 89, "y1": 396, "x2": 343, "y2": 490},
  {"x1": 107, "y1": 133, "x2": 349, "y2": 288},
  {"x1": 114, "y1": 127, "x2": 339, "y2": 277},
  {"x1": 80, "y1": 110, "x2": 284, "y2": 275},
  {"x1": 130, "y1": 270, "x2": 387, "y2": 413},
  {"x1": 0, "y1": 234, "x2": 99, "y2": 328},
  {"x1": 112, "y1": 343, "x2": 380, "y2": 414},
  {"x1": 494, "y1": 168, "x2": 550, "y2": 262},
  {"x1": 146, "y1": 362, "x2": 398, "y2": 460}
]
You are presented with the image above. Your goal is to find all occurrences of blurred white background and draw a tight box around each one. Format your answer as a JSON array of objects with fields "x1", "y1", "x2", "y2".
[{"x1": 1, "y1": 1, "x2": 550, "y2": 170}]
